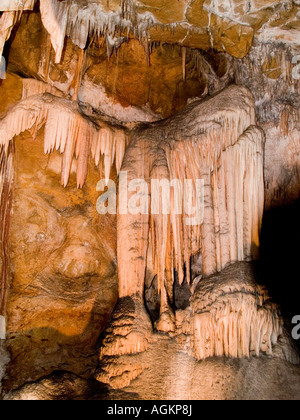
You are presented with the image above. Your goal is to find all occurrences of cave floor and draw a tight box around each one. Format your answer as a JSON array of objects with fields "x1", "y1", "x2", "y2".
[
  {"x1": 106, "y1": 337, "x2": 300, "y2": 401},
  {"x1": 6, "y1": 335, "x2": 300, "y2": 400}
]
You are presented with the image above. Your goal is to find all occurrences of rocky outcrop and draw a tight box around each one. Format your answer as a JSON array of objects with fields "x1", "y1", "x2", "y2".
[
  {"x1": 96, "y1": 262, "x2": 298, "y2": 391},
  {"x1": 5, "y1": 349, "x2": 300, "y2": 400},
  {"x1": 234, "y1": 41, "x2": 300, "y2": 209},
  {"x1": 2, "y1": 133, "x2": 118, "y2": 392}
]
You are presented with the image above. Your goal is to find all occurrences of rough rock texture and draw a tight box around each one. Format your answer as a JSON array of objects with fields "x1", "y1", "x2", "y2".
[
  {"x1": 0, "y1": 342, "x2": 9, "y2": 396},
  {"x1": 0, "y1": 74, "x2": 23, "y2": 116},
  {"x1": 2, "y1": 0, "x2": 299, "y2": 63},
  {"x1": 97, "y1": 263, "x2": 298, "y2": 391},
  {"x1": 3, "y1": 371, "x2": 139, "y2": 400},
  {"x1": 2, "y1": 132, "x2": 118, "y2": 392},
  {"x1": 99, "y1": 349, "x2": 300, "y2": 400},
  {"x1": 4, "y1": 264, "x2": 300, "y2": 400},
  {"x1": 4, "y1": 354, "x2": 300, "y2": 400},
  {"x1": 234, "y1": 41, "x2": 300, "y2": 209},
  {"x1": 6, "y1": 10, "x2": 235, "y2": 120}
]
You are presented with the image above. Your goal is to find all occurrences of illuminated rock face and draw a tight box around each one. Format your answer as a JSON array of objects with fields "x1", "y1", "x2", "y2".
[
  {"x1": 1, "y1": 81, "x2": 293, "y2": 396},
  {"x1": 116, "y1": 85, "x2": 265, "y2": 328},
  {"x1": 3, "y1": 134, "x2": 119, "y2": 390},
  {"x1": 96, "y1": 263, "x2": 297, "y2": 391},
  {"x1": 0, "y1": 0, "x2": 35, "y2": 11},
  {"x1": 0, "y1": 0, "x2": 300, "y2": 400},
  {"x1": 1, "y1": 0, "x2": 300, "y2": 65},
  {"x1": 95, "y1": 87, "x2": 297, "y2": 390}
]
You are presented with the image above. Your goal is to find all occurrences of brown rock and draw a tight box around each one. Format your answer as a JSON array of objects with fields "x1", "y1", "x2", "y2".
[
  {"x1": 186, "y1": 0, "x2": 210, "y2": 27},
  {"x1": 4, "y1": 132, "x2": 118, "y2": 391},
  {"x1": 0, "y1": 73, "x2": 22, "y2": 116},
  {"x1": 85, "y1": 40, "x2": 209, "y2": 118},
  {"x1": 137, "y1": 0, "x2": 189, "y2": 24},
  {"x1": 262, "y1": 55, "x2": 283, "y2": 79}
]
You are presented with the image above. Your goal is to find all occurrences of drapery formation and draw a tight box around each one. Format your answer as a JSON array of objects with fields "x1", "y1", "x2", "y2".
[
  {"x1": 190, "y1": 264, "x2": 282, "y2": 360},
  {"x1": 0, "y1": 84, "x2": 272, "y2": 358},
  {"x1": 117, "y1": 85, "x2": 265, "y2": 331},
  {"x1": 39, "y1": 0, "x2": 153, "y2": 63},
  {"x1": 0, "y1": 11, "x2": 19, "y2": 58}
]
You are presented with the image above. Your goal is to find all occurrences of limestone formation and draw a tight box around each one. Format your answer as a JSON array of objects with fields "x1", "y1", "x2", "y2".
[
  {"x1": 0, "y1": 92, "x2": 128, "y2": 187},
  {"x1": 0, "y1": 0, "x2": 299, "y2": 401},
  {"x1": 0, "y1": 11, "x2": 19, "y2": 58},
  {"x1": 96, "y1": 263, "x2": 298, "y2": 391},
  {"x1": 0, "y1": 341, "x2": 9, "y2": 395},
  {"x1": 0, "y1": 142, "x2": 14, "y2": 338},
  {"x1": 116, "y1": 85, "x2": 265, "y2": 332}
]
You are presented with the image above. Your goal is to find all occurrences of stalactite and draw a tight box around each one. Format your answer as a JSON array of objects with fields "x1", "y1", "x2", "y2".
[
  {"x1": 117, "y1": 85, "x2": 265, "y2": 337},
  {"x1": 0, "y1": 0, "x2": 35, "y2": 11},
  {"x1": 0, "y1": 94, "x2": 128, "y2": 188},
  {"x1": 39, "y1": 0, "x2": 155, "y2": 64},
  {"x1": 40, "y1": 0, "x2": 70, "y2": 64},
  {"x1": 71, "y1": 49, "x2": 85, "y2": 101},
  {"x1": 0, "y1": 11, "x2": 18, "y2": 58},
  {"x1": 156, "y1": 124, "x2": 264, "y2": 294},
  {"x1": 159, "y1": 97, "x2": 263, "y2": 293},
  {"x1": 0, "y1": 0, "x2": 36, "y2": 58}
]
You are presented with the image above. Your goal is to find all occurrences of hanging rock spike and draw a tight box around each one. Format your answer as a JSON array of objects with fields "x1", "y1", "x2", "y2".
[{"x1": 0, "y1": 93, "x2": 128, "y2": 188}]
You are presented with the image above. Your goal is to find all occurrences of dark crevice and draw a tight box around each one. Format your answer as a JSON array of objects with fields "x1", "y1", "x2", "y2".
[{"x1": 257, "y1": 198, "x2": 300, "y2": 352}]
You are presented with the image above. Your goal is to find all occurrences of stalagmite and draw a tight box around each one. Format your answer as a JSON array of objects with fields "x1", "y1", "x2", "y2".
[
  {"x1": 190, "y1": 264, "x2": 282, "y2": 360},
  {"x1": 0, "y1": 94, "x2": 128, "y2": 188},
  {"x1": 98, "y1": 263, "x2": 290, "y2": 389}
]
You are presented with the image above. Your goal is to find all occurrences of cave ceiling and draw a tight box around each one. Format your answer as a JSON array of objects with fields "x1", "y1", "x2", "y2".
[
  {"x1": 2, "y1": 0, "x2": 300, "y2": 57},
  {"x1": 1, "y1": 0, "x2": 300, "y2": 122}
]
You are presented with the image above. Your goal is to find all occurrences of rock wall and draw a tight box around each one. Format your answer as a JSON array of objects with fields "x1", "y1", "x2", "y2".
[
  {"x1": 2, "y1": 130, "x2": 118, "y2": 391},
  {"x1": 234, "y1": 41, "x2": 300, "y2": 209}
]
